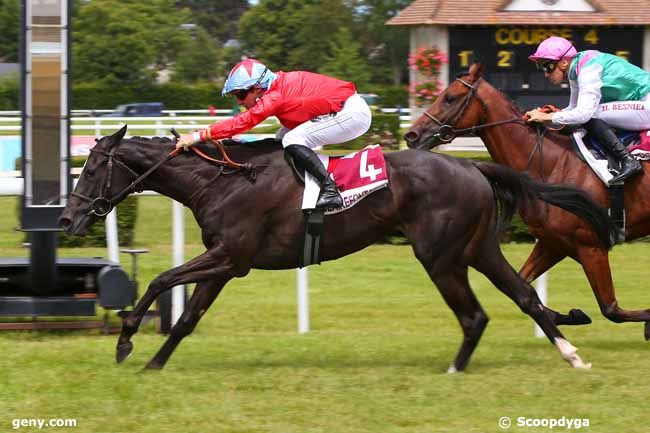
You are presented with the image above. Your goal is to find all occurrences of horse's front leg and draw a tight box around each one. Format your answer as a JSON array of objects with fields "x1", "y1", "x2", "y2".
[
  {"x1": 144, "y1": 278, "x2": 228, "y2": 370},
  {"x1": 116, "y1": 247, "x2": 239, "y2": 364},
  {"x1": 519, "y1": 241, "x2": 592, "y2": 326}
]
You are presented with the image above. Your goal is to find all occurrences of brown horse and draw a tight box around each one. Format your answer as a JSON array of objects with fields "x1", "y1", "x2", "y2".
[
  {"x1": 59, "y1": 126, "x2": 613, "y2": 370},
  {"x1": 405, "y1": 62, "x2": 650, "y2": 340}
]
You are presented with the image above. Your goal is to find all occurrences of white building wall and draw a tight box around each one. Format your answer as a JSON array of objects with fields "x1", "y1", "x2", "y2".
[{"x1": 409, "y1": 25, "x2": 449, "y2": 119}]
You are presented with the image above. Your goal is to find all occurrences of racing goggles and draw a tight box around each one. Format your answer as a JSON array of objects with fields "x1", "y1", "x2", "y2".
[{"x1": 536, "y1": 60, "x2": 557, "y2": 74}]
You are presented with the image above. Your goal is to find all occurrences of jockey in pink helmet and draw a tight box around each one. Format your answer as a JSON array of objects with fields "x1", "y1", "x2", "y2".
[
  {"x1": 525, "y1": 36, "x2": 649, "y2": 184},
  {"x1": 177, "y1": 58, "x2": 372, "y2": 209}
]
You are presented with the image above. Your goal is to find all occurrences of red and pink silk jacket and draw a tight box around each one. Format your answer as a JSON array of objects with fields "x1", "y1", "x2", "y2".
[{"x1": 200, "y1": 71, "x2": 356, "y2": 141}]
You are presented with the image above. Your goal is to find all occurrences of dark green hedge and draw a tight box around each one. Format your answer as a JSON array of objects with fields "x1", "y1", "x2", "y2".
[
  {"x1": 72, "y1": 81, "x2": 233, "y2": 110},
  {"x1": 0, "y1": 75, "x2": 19, "y2": 110},
  {"x1": 372, "y1": 85, "x2": 409, "y2": 108}
]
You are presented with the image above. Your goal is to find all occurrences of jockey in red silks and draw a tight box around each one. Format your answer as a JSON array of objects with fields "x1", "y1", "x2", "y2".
[
  {"x1": 525, "y1": 36, "x2": 650, "y2": 184},
  {"x1": 177, "y1": 58, "x2": 372, "y2": 209}
]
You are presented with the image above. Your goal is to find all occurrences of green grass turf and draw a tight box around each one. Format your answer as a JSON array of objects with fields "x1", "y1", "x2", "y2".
[{"x1": 0, "y1": 196, "x2": 648, "y2": 432}]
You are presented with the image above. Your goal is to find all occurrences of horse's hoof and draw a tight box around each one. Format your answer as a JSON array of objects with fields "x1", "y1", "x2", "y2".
[
  {"x1": 644, "y1": 321, "x2": 650, "y2": 341},
  {"x1": 144, "y1": 359, "x2": 164, "y2": 370},
  {"x1": 116, "y1": 341, "x2": 133, "y2": 364},
  {"x1": 568, "y1": 309, "x2": 592, "y2": 325},
  {"x1": 446, "y1": 364, "x2": 463, "y2": 374}
]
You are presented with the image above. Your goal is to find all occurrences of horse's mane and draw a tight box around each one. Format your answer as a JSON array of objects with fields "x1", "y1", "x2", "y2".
[
  {"x1": 122, "y1": 136, "x2": 283, "y2": 159},
  {"x1": 127, "y1": 136, "x2": 174, "y2": 145}
]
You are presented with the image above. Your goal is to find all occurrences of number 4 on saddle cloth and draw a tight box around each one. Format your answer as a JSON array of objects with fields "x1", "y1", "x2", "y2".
[
  {"x1": 297, "y1": 144, "x2": 389, "y2": 267},
  {"x1": 301, "y1": 144, "x2": 389, "y2": 214}
]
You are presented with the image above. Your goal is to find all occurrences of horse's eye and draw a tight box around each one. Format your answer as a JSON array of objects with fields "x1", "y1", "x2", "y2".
[
  {"x1": 444, "y1": 95, "x2": 455, "y2": 104},
  {"x1": 85, "y1": 170, "x2": 95, "y2": 178}
]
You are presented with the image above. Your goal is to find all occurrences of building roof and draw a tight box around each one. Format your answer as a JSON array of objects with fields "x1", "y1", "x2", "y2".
[{"x1": 387, "y1": 0, "x2": 650, "y2": 26}]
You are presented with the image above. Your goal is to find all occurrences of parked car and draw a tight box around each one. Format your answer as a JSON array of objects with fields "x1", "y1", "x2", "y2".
[{"x1": 103, "y1": 102, "x2": 164, "y2": 117}]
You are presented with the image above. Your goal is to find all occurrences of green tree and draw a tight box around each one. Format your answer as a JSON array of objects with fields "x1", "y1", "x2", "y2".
[
  {"x1": 0, "y1": 0, "x2": 19, "y2": 62},
  {"x1": 72, "y1": 0, "x2": 192, "y2": 85},
  {"x1": 175, "y1": 0, "x2": 249, "y2": 44},
  {"x1": 172, "y1": 27, "x2": 222, "y2": 82},
  {"x1": 352, "y1": 0, "x2": 410, "y2": 85},
  {"x1": 238, "y1": 0, "x2": 355, "y2": 72},
  {"x1": 319, "y1": 27, "x2": 370, "y2": 89}
]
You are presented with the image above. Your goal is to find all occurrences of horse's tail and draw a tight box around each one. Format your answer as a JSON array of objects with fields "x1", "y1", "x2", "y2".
[{"x1": 473, "y1": 161, "x2": 616, "y2": 249}]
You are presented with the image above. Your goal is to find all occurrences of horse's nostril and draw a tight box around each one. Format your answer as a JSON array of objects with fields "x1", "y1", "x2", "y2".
[
  {"x1": 59, "y1": 217, "x2": 72, "y2": 230},
  {"x1": 404, "y1": 131, "x2": 419, "y2": 143}
]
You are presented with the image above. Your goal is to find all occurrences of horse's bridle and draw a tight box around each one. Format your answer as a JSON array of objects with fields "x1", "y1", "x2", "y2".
[
  {"x1": 422, "y1": 77, "x2": 523, "y2": 145},
  {"x1": 71, "y1": 145, "x2": 180, "y2": 217}
]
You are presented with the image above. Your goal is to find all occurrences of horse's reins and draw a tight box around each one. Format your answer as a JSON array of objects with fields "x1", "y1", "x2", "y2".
[{"x1": 72, "y1": 129, "x2": 253, "y2": 217}]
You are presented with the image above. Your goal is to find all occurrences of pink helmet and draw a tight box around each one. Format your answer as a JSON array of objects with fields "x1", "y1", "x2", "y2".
[{"x1": 528, "y1": 36, "x2": 577, "y2": 62}]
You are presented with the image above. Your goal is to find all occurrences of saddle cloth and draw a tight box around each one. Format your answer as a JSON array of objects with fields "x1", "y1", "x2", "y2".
[
  {"x1": 572, "y1": 129, "x2": 650, "y2": 184},
  {"x1": 301, "y1": 144, "x2": 389, "y2": 214}
]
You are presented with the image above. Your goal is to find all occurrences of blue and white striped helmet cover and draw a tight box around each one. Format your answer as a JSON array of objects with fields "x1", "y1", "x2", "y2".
[{"x1": 222, "y1": 59, "x2": 276, "y2": 96}]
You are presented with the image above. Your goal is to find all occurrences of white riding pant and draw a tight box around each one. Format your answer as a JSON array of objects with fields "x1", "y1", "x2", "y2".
[
  {"x1": 277, "y1": 93, "x2": 372, "y2": 149},
  {"x1": 594, "y1": 92, "x2": 650, "y2": 131}
]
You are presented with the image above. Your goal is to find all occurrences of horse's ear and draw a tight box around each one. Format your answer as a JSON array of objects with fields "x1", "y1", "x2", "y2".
[
  {"x1": 468, "y1": 62, "x2": 486, "y2": 81},
  {"x1": 108, "y1": 124, "x2": 128, "y2": 148}
]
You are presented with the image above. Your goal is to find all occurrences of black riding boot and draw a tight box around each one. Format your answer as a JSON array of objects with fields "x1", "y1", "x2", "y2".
[
  {"x1": 285, "y1": 144, "x2": 343, "y2": 209},
  {"x1": 585, "y1": 118, "x2": 643, "y2": 184}
]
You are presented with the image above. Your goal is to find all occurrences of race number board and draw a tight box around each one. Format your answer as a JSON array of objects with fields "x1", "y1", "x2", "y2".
[{"x1": 449, "y1": 26, "x2": 643, "y2": 110}]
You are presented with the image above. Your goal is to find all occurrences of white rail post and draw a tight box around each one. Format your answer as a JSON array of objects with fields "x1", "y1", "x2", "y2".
[
  {"x1": 534, "y1": 271, "x2": 549, "y2": 338},
  {"x1": 105, "y1": 209, "x2": 120, "y2": 263},
  {"x1": 297, "y1": 267, "x2": 309, "y2": 333},
  {"x1": 171, "y1": 200, "x2": 185, "y2": 326}
]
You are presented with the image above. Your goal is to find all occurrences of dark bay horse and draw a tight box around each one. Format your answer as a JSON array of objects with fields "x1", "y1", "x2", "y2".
[
  {"x1": 405, "y1": 62, "x2": 650, "y2": 339},
  {"x1": 59, "y1": 125, "x2": 614, "y2": 371}
]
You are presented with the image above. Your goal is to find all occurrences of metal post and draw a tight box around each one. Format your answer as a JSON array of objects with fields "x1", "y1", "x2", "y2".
[
  {"x1": 105, "y1": 208, "x2": 119, "y2": 263},
  {"x1": 297, "y1": 267, "x2": 309, "y2": 333},
  {"x1": 171, "y1": 200, "x2": 185, "y2": 326}
]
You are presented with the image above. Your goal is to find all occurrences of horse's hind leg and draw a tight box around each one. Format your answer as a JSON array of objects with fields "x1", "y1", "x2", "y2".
[
  {"x1": 145, "y1": 278, "x2": 227, "y2": 370},
  {"x1": 520, "y1": 242, "x2": 591, "y2": 326},
  {"x1": 474, "y1": 244, "x2": 591, "y2": 369},
  {"x1": 577, "y1": 246, "x2": 650, "y2": 340},
  {"x1": 428, "y1": 266, "x2": 489, "y2": 373}
]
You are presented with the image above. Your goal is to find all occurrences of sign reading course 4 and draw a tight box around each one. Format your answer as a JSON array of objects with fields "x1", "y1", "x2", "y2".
[{"x1": 449, "y1": 26, "x2": 643, "y2": 110}]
